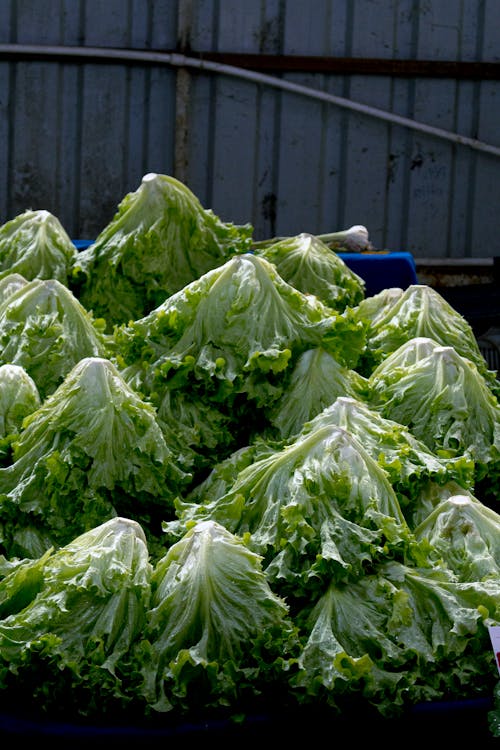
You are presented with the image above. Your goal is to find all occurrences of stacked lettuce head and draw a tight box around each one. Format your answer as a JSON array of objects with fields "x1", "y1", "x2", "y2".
[
  {"x1": 72, "y1": 172, "x2": 254, "y2": 328},
  {"x1": 252, "y1": 232, "x2": 365, "y2": 310},
  {"x1": 0, "y1": 364, "x2": 40, "y2": 466},
  {"x1": 0, "y1": 517, "x2": 152, "y2": 717},
  {"x1": 114, "y1": 252, "x2": 366, "y2": 479},
  {"x1": 291, "y1": 558, "x2": 500, "y2": 715},
  {"x1": 265, "y1": 348, "x2": 369, "y2": 440},
  {"x1": 0, "y1": 209, "x2": 78, "y2": 286},
  {"x1": 356, "y1": 284, "x2": 498, "y2": 395},
  {"x1": 166, "y1": 421, "x2": 415, "y2": 598},
  {"x1": 414, "y1": 491, "x2": 500, "y2": 581},
  {"x1": 0, "y1": 357, "x2": 189, "y2": 559},
  {"x1": 133, "y1": 519, "x2": 298, "y2": 715},
  {"x1": 368, "y1": 337, "x2": 500, "y2": 507},
  {"x1": 0, "y1": 278, "x2": 110, "y2": 399},
  {"x1": 299, "y1": 396, "x2": 475, "y2": 517}
]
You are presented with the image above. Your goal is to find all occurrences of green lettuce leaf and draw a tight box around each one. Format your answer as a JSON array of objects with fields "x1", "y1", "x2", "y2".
[
  {"x1": 0, "y1": 273, "x2": 28, "y2": 304},
  {"x1": 368, "y1": 342, "x2": 500, "y2": 503},
  {"x1": 134, "y1": 519, "x2": 298, "y2": 714},
  {"x1": 185, "y1": 439, "x2": 282, "y2": 507},
  {"x1": 368, "y1": 339, "x2": 500, "y2": 457},
  {"x1": 252, "y1": 232, "x2": 365, "y2": 310},
  {"x1": 72, "y1": 172, "x2": 253, "y2": 328},
  {"x1": 353, "y1": 286, "x2": 404, "y2": 326},
  {"x1": 0, "y1": 278, "x2": 110, "y2": 399},
  {"x1": 356, "y1": 284, "x2": 498, "y2": 391},
  {"x1": 299, "y1": 396, "x2": 475, "y2": 517},
  {"x1": 0, "y1": 364, "x2": 41, "y2": 437},
  {"x1": 114, "y1": 253, "x2": 365, "y2": 475},
  {"x1": 266, "y1": 348, "x2": 369, "y2": 440},
  {"x1": 0, "y1": 357, "x2": 189, "y2": 559},
  {"x1": 0, "y1": 209, "x2": 78, "y2": 285},
  {"x1": 290, "y1": 578, "x2": 413, "y2": 714},
  {"x1": 115, "y1": 252, "x2": 366, "y2": 401},
  {"x1": 0, "y1": 517, "x2": 152, "y2": 717},
  {"x1": 405, "y1": 479, "x2": 479, "y2": 529},
  {"x1": 414, "y1": 493, "x2": 500, "y2": 581},
  {"x1": 291, "y1": 560, "x2": 500, "y2": 715},
  {"x1": 167, "y1": 424, "x2": 413, "y2": 595}
]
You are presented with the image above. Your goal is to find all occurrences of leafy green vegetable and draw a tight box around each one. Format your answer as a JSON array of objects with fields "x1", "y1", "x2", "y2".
[
  {"x1": 265, "y1": 348, "x2": 369, "y2": 440},
  {"x1": 72, "y1": 172, "x2": 253, "y2": 328},
  {"x1": 355, "y1": 284, "x2": 498, "y2": 391},
  {"x1": 167, "y1": 424, "x2": 414, "y2": 596},
  {"x1": 140, "y1": 387, "x2": 239, "y2": 480},
  {"x1": 0, "y1": 278, "x2": 110, "y2": 399},
  {"x1": 405, "y1": 479, "x2": 479, "y2": 529},
  {"x1": 291, "y1": 560, "x2": 500, "y2": 715},
  {"x1": 352, "y1": 286, "x2": 404, "y2": 326},
  {"x1": 0, "y1": 357, "x2": 189, "y2": 559},
  {"x1": 0, "y1": 172, "x2": 495, "y2": 728},
  {"x1": 0, "y1": 209, "x2": 78, "y2": 285},
  {"x1": 0, "y1": 517, "x2": 152, "y2": 717},
  {"x1": 368, "y1": 341, "x2": 500, "y2": 505},
  {"x1": 0, "y1": 364, "x2": 41, "y2": 438},
  {"x1": 134, "y1": 519, "x2": 298, "y2": 714},
  {"x1": 184, "y1": 439, "x2": 281, "y2": 506},
  {"x1": 299, "y1": 396, "x2": 475, "y2": 517},
  {"x1": 414, "y1": 493, "x2": 500, "y2": 581},
  {"x1": 252, "y1": 232, "x2": 365, "y2": 310},
  {"x1": 0, "y1": 273, "x2": 28, "y2": 304},
  {"x1": 0, "y1": 363, "x2": 41, "y2": 467},
  {"x1": 115, "y1": 253, "x2": 365, "y2": 476}
]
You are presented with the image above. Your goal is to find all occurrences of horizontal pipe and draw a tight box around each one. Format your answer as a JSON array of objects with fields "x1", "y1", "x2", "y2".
[
  {"x1": 1, "y1": 44, "x2": 499, "y2": 79},
  {"x1": 0, "y1": 43, "x2": 499, "y2": 158}
]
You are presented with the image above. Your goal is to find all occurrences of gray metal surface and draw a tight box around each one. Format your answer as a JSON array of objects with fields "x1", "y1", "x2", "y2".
[{"x1": 0, "y1": 0, "x2": 498, "y2": 258}]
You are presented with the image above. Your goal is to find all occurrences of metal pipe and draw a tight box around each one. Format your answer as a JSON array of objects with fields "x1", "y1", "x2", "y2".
[{"x1": 1, "y1": 43, "x2": 499, "y2": 158}]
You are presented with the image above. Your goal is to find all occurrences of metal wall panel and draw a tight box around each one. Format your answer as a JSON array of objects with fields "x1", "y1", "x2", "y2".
[
  {"x1": 183, "y1": 0, "x2": 500, "y2": 256},
  {"x1": 0, "y1": 0, "x2": 498, "y2": 259},
  {"x1": 0, "y1": 0, "x2": 178, "y2": 237}
]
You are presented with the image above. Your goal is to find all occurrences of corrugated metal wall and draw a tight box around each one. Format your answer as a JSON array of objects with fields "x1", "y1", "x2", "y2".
[{"x1": 0, "y1": 0, "x2": 498, "y2": 258}]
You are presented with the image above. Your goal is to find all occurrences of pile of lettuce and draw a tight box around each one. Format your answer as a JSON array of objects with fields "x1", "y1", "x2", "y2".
[{"x1": 0, "y1": 172, "x2": 498, "y2": 729}]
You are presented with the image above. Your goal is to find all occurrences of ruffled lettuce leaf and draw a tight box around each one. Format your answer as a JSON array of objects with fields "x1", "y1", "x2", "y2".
[
  {"x1": 291, "y1": 560, "x2": 500, "y2": 715},
  {"x1": 0, "y1": 273, "x2": 28, "y2": 304},
  {"x1": 72, "y1": 172, "x2": 253, "y2": 328},
  {"x1": 0, "y1": 278, "x2": 110, "y2": 399},
  {"x1": 252, "y1": 232, "x2": 365, "y2": 310},
  {"x1": 166, "y1": 424, "x2": 414, "y2": 595},
  {"x1": 185, "y1": 439, "x2": 283, "y2": 507},
  {"x1": 0, "y1": 357, "x2": 189, "y2": 559},
  {"x1": 369, "y1": 342, "x2": 500, "y2": 459},
  {"x1": 134, "y1": 519, "x2": 298, "y2": 714},
  {"x1": 353, "y1": 286, "x2": 404, "y2": 326},
  {"x1": 115, "y1": 253, "x2": 365, "y2": 392},
  {"x1": 266, "y1": 348, "x2": 369, "y2": 440},
  {"x1": 115, "y1": 253, "x2": 365, "y2": 473},
  {"x1": 414, "y1": 493, "x2": 500, "y2": 581},
  {"x1": 0, "y1": 364, "x2": 41, "y2": 467},
  {"x1": 0, "y1": 209, "x2": 78, "y2": 285},
  {"x1": 405, "y1": 479, "x2": 479, "y2": 529},
  {"x1": 0, "y1": 363, "x2": 41, "y2": 437},
  {"x1": 0, "y1": 517, "x2": 152, "y2": 717},
  {"x1": 299, "y1": 396, "x2": 475, "y2": 517},
  {"x1": 356, "y1": 284, "x2": 498, "y2": 392}
]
